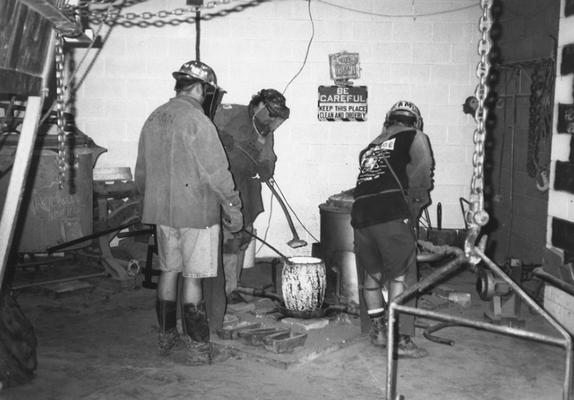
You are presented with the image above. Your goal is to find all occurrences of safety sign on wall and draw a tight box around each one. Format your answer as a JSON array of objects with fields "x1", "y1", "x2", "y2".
[{"x1": 317, "y1": 85, "x2": 368, "y2": 122}]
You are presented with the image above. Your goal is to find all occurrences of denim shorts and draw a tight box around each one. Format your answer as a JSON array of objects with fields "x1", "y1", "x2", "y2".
[
  {"x1": 156, "y1": 224, "x2": 220, "y2": 278},
  {"x1": 353, "y1": 218, "x2": 417, "y2": 281}
]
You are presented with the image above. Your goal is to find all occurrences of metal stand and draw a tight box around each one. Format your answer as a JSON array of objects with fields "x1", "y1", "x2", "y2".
[{"x1": 386, "y1": 245, "x2": 573, "y2": 400}]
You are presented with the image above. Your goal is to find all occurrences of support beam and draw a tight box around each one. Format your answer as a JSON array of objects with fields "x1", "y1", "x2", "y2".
[{"x1": 0, "y1": 96, "x2": 43, "y2": 288}]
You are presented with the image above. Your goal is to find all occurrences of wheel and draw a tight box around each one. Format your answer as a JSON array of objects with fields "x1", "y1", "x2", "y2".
[{"x1": 0, "y1": 290, "x2": 37, "y2": 388}]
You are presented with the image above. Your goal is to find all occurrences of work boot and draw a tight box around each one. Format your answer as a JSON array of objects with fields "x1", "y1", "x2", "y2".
[
  {"x1": 397, "y1": 335, "x2": 428, "y2": 359},
  {"x1": 181, "y1": 302, "x2": 212, "y2": 365},
  {"x1": 369, "y1": 315, "x2": 387, "y2": 347},
  {"x1": 156, "y1": 299, "x2": 179, "y2": 356},
  {"x1": 181, "y1": 336, "x2": 212, "y2": 366}
]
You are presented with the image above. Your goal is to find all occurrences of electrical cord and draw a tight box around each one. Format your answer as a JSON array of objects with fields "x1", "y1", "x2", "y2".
[{"x1": 282, "y1": 0, "x2": 314, "y2": 95}]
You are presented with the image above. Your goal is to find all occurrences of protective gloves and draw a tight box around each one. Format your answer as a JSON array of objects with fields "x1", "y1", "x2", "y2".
[
  {"x1": 221, "y1": 201, "x2": 243, "y2": 233},
  {"x1": 257, "y1": 159, "x2": 274, "y2": 181}
]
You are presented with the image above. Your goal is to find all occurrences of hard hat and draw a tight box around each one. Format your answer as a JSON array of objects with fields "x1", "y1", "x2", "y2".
[
  {"x1": 172, "y1": 60, "x2": 218, "y2": 88},
  {"x1": 385, "y1": 100, "x2": 423, "y2": 130}
]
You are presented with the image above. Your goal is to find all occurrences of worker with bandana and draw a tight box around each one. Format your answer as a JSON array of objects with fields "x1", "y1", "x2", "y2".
[
  {"x1": 205, "y1": 89, "x2": 290, "y2": 330},
  {"x1": 352, "y1": 100, "x2": 434, "y2": 359}
]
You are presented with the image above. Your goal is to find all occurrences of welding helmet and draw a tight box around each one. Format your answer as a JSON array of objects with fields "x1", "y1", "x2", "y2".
[
  {"x1": 384, "y1": 100, "x2": 423, "y2": 130},
  {"x1": 172, "y1": 60, "x2": 225, "y2": 120},
  {"x1": 250, "y1": 89, "x2": 290, "y2": 137}
]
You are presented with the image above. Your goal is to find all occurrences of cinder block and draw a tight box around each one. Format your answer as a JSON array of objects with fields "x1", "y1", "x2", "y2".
[
  {"x1": 544, "y1": 285, "x2": 574, "y2": 336},
  {"x1": 373, "y1": 43, "x2": 413, "y2": 64},
  {"x1": 431, "y1": 64, "x2": 471, "y2": 84},
  {"x1": 354, "y1": 21, "x2": 392, "y2": 40},
  {"x1": 390, "y1": 64, "x2": 430, "y2": 84},
  {"x1": 432, "y1": 23, "x2": 473, "y2": 43},
  {"x1": 392, "y1": 21, "x2": 432, "y2": 43},
  {"x1": 413, "y1": 43, "x2": 452, "y2": 64}
]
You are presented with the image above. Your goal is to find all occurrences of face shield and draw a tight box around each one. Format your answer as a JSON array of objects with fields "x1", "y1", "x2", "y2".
[
  {"x1": 202, "y1": 83, "x2": 226, "y2": 121},
  {"x1": 252, "y1": 104, "x2": 288, "y2": 137}
]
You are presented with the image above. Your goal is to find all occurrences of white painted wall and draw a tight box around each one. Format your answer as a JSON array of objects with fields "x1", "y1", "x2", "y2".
[
  {"x1": 72, "y1": 0, "x2": 482, "y2": 257},
  {"x1": 548, "y1": 0, "x2": 574, "y2": 256}
]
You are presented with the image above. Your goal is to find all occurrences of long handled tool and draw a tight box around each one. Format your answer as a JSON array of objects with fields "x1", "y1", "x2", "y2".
[
  {"x1": 264, "y1": 180, "x2": 307, "y2": 248},
  {"x1": 242, "y1": 229, "x2": 292, "y2": 264},
  {"x1": 234, "y1": 143, "x2": 307, "y2": 249}
]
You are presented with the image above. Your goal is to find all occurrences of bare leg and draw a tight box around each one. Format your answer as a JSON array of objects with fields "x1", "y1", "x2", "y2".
[
  {"x1": 157, "y1": 271, "x2": 179, "y2": 301},
  {"x1": 181, "y1": 276, "x2": 202, "y2": 304}
]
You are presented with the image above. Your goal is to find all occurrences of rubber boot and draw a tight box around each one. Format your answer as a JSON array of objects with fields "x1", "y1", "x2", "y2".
[
  {"x1": 181, "y1": 302, "x2": 212, "y2": 365},
  {"x1": 156, "y1": 299, "x2": 179, "y2": 356}
]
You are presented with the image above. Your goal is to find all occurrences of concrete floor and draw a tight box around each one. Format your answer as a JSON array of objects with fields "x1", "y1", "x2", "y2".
[{"x1": 0, "y1": 256, "x2": 570, "y2": 400}]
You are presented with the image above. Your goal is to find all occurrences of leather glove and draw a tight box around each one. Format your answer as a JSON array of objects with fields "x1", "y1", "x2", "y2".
[
  {"x1": 257, "y1": 159, "x2": 274, "y2": 181},
  {"x1": 221, "y1": 202, "x2": 243, "y2": 233}
]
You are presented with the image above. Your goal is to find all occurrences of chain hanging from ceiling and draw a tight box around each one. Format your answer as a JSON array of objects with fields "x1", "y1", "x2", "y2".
[
  {"x1": 465, "y1": 0, "x2": 493, "y2": 262},
  {"x1": 63, "y1": 0, "x2": 268, "y2": 27},
  {"x1": 55, "y1": 32, "x2": 69, "y2": 190},
  {"x1": 52, "y1": 0, "x2": 266, "y2": 189}
]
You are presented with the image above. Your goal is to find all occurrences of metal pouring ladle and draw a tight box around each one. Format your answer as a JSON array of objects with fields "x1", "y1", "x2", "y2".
[{"x1": 263, "y1": 180, "x2": 307, "y2": 249}]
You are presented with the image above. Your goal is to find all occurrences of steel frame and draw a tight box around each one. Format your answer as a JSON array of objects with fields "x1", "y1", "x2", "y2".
[{"x1": 385, "y1": 246, "x2": 573, "y2": 400}]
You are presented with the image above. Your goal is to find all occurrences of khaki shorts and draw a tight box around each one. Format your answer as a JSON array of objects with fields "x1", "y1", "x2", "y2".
[
  {"x1": 156, "y1": 224, "x2": 220, "y2": 278},
  {"x1": 353, "y1": 218, "x2": 417, "y2": 282}
]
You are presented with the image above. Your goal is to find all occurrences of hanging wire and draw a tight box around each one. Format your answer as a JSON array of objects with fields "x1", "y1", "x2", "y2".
[
  {"x1": 282, "y1": 0, "x2": 314, "y2": 95},
  {"x1": 315, "y1": 0, "x2": 477, "y2": 18}
]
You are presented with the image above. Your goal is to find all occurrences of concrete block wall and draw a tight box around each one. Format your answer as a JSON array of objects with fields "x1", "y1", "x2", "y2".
[
  {"x1": 548, "y1": 0, "x2": 574, "y2": 262},
  {"x1": 72, "y1": 0, "x2": 483, "y2": 257}
]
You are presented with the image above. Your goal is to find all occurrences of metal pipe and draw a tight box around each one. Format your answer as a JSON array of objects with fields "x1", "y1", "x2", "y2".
[
  {"x1": 477, "y1": 249, "x2": 573, "y2": 400},
  {"x1": 532, "y1": 267, "x2": 574, "y2": 297},
  {"x1": 16, "y1": 255, "x2": 75, "y2": 268},
  {"x1": 386, "y1": 249, "x2": 466, "y2": 400},
  {"x1": 394, "y1": 304, "x2": 567, "y2": 347},
  {"x1": 241, "y1": 229, "x2": 291, "y2": 264},
  {"x1": 386, "y1": 247, "x2": 573, "y2": 400},
  {"x1": 46, "y1": 221, "x2": 137, "y2": 253},
  {"x1": 11, "y1": 272, "x2": 107, "y2": 290}
]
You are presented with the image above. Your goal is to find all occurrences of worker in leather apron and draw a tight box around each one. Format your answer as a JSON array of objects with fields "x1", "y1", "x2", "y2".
[
  {"x1": 135, "y1": 60, "x2": 242, "y2": 365},
  {"x1": 206, "y1": 89, "x2": 289, "y2": 330}
]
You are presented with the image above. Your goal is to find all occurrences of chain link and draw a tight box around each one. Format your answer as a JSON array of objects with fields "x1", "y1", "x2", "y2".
[
  {"x1": 55, "y1": 33, "x2": 68, "y2": 190},
  {"x1": 465, "y1": 0, "x2": 493, "y2": 260},
  {"x1": 68, "y1": 0, "x2": 251, "y2": 25}
]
